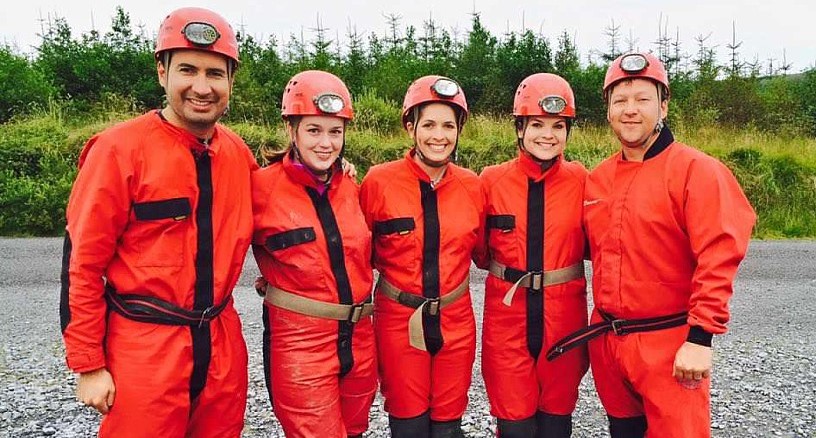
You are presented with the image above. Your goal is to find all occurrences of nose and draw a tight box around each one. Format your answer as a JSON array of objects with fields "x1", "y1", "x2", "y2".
[
  {"x1": 430, "y1": 125, "x2": 446, "y2": 140},
  {"x1": 316, "y1": 132, "x2": 336, "y2": 149},
  {"x1": 622, "y1": 98, "x2": 638, "y2": 115},
  {"x1": 190, "y1": 73, "x2": 211, "y2": 96},
  {"x1": 541, "y1": 125, "x2": 555, "y2": 139}
]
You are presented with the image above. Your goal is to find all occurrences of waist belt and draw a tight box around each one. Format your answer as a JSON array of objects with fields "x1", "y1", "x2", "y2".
[
  {"x1": 546, "y1": 310, "x2": 688, "y2": 361},
  {"x1": 260, "y1": 284, "x2": 373, "y2": 323},
  {"x1": 376, "y1": 276, "x2": 469, "y2": 352},
  {"x1": 488, "y1": 260, "x2": 585, "y2": 306},
  {"x1": 105, "y1": 284, "x2": 230, "y2": 327}
]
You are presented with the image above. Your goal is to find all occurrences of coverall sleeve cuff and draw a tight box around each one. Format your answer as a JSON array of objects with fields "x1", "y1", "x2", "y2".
[
  {"x1": 66, "y1": 352, "x2": 107, "y2": 374},
  {"x1": 686, "y1": 325, "x2": 713, "y2": 347}
]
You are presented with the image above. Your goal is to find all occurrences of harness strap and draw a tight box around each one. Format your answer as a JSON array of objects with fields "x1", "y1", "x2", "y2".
[
  {"x1": 105, "y1": 284, "x2": 230, "y2": 327},
  {"x1": 260, "y1": 284, "x2": 373, "y2": 323},
  {"x1": 376, "y1": 276, "x2": 469, "y2": 351},
  {"x1": 488, "y1": 260, "x2": 585, "y2": 306},
  {"x1": 546, "y1": 310, "x2": 688, "y2": 361}
]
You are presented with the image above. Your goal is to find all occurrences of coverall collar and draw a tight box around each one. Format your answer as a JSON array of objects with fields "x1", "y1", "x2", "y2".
[
  {"x1": 518, "y1": 151, "x2": 562, "y2": 182},
  {"x1": 282, "y1": 150, "x2": 342, "y2": 194},
  {"x1": 404, "y1": 149, "x2": 450, "y2": 188},
  {"x1": 619, "y1": 126, "x2": 676, "y2": 163},
  {"x1": 155, "y1": 110, "x2": 222, "y2": 156}
]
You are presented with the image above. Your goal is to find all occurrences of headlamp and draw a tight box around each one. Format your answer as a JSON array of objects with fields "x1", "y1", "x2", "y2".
[
  {"x1": 539, "y1": 96, "x2": 567, "y2": 114},
  {"x1": 620, "y1": 53, "x2": 649, "y2": 73},
  {"x1": 182, "y1": 22, "x2": 220, "y2": 47},
  {"x1": 314, "y1": 93, "x2": 346, "y2": 114},
  {"x1": 431, "y1": 78, "x2": 460, "y2": 98}
]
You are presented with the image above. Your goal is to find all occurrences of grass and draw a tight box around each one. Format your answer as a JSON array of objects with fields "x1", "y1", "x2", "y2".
[{"x1": 1, "y1": 110, "x2": 814, "y2": 238}]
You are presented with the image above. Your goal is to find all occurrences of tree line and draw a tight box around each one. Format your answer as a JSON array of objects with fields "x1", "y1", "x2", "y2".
[{"x1": 1, "y1": 6, "x2": 815, "y2": 135}]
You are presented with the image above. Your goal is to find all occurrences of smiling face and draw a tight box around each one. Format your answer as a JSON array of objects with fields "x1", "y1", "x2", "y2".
[
  {"x1": 157, "y1": 49, "x2": 233, "y2": 138},
  {"x1": 518, "y1": 116, "x2": 568, "y2": 161},
  {"x1": 607, "y1": 78, "x2": 669, "y2": 153},
  {"x1": 406, "y1": 102, "x2": 459, "y2": 166},
  {"x1": 288, "y1": 115, "x2": 345, "y2": 175}
]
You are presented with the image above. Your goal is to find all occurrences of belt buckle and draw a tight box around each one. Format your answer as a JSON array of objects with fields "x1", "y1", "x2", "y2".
[
  {"x1": 529, "y1": 271, "x2": 544, "y2": 292},
  {"x1": 347, "y1": 303, "x2": 365, "y2": 323},
  {"x1": 425, "y1": 297, "x2": 441, "y2": 316},
  {"x1": 198, "y1": 306, "x2": 215, "y2": 328},
  {"x1": 610, "y1": 319, "x2": 627, "y2": 336}
]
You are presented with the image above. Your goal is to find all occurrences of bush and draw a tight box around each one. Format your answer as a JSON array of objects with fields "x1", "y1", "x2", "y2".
[
  {"x1": 0, "y1": 46, "x2": 57, "y2": 122},
  {"x1": 351, "y1": 89, "x2": 403, "y2": 135}
]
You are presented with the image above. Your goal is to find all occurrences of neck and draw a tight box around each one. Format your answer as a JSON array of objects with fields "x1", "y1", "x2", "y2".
[
  {"x1": 413, "y1": 153, "x2": 447, "y2": 181},
  {"x1": 621, "y1": 130, "x2": 659, "y2": 162},
  {"x1": 161, "y1": 108, "x2": 215, "y2": 139}
]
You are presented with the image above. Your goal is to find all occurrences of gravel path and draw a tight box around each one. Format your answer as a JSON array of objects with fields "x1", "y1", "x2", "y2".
[{"x1": 1, "y1": 238, "x2": 814, "y2": 437}]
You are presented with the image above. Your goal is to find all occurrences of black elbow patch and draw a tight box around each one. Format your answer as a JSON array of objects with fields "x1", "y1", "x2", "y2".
[{"x1": 60, "y1": 233, "x2": 72, "y2": 333}]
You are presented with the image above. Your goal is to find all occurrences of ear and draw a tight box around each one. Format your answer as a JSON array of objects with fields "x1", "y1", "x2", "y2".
[
  {"x1": 660, "y1": 99, "x2": 669, "y2": 120},
  {"x1": 157, "y1": 61, "x2": 167, "y2": 88},
  {"x1": 285, "y1": 122, "x2": 296, "y2": 142}
]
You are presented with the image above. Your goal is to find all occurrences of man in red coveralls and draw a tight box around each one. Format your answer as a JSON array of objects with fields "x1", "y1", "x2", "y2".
[
  {"x1": 547, "y1": 52, "x2": 756, "y2": 438},
  {"x1": 60, "y1": 7, "x2": 257, "y2": 437}
]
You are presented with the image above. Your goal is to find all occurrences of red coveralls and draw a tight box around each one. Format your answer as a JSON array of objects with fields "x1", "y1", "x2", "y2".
[
  {"x1": 252, "y1": 154, "x2": 377, "y2": 437},
  {"x1": 61, "y1": 111, "x2": 257, "y2": 437},
  {"x1": 582, "y1": 128, "x2": 756, "y2": 437},
  {"x1": 479, "y1": 153, "x2": 589, "y2": 421},
  {"x1": 360, "y1": 150, "x2": 486, "y2": 421}
]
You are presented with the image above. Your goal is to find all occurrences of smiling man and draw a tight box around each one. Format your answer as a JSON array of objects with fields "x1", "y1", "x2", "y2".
[
  {"x1": 60, "y1": 8, "x2": 257, "y2": 437},
  {"x1": 548, "y1": 52, "x2": 756, "y2": 437}
]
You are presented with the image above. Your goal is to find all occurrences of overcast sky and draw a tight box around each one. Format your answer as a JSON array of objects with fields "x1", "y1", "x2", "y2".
[{"x1": 2, "y1": 0, "x2": 813, "y2": 73}]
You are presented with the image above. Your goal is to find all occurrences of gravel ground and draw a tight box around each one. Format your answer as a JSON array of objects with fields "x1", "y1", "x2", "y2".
[{"x1": 1, "y1": 238, "x2": 814, "y2": 437}]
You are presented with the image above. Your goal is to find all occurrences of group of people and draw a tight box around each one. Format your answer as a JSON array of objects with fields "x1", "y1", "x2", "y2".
[{"x1": 60, "y1": 6, "x2": 756, "y2": 438}]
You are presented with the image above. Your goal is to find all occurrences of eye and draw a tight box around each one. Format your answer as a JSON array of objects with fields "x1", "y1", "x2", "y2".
[
  {"x1": 307, "y1": 128, "x2": 320, "y2": 134},
  {"x1": 208, "y1": 70, "x2": 227, "y2": 79},
  {"x1": 529, "y1": 121, "x2": 543, "y2": 129}
]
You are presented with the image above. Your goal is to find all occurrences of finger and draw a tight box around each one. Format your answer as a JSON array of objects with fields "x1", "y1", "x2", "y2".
[
  {"x1": 692, "y1": 370, "x2": 704, "y2": 380},
  {"x1": 702, "y1": 369, "x2": 711, "y2": 379},
  {"x1": 106, "y1": 387, "x2": 116, "y2": 409},
  {"x1": 92, "y1": 398, "x2": 109, "y2": 415}
]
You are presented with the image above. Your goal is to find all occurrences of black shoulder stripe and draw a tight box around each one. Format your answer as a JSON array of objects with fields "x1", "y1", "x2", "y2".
[
  {"x1": 265, "y1": 227, "x2": 317, "y2": 251},
  {"x1": 133, "y1": 197, "x2": 192, "y2": 221},
  {"x1": 487, "y1": 214, "x2": 516, "y2": 231},
  {"x1": 374, "y1": 217, "x2": 416, "y2": 236}
]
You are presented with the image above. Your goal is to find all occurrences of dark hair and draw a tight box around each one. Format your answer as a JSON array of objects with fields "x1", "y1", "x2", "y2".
[
  {"x1": 158, "y1": 51, "x2": 238, "y2": 78},
  {"x1": 407, "y1": 102, "x2": 465, "y2": 132}
]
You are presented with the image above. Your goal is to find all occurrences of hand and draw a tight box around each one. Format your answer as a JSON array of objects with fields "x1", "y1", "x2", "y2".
[
  {"x1": 673, "y1": 341, "x2": 712, "y2": 382},
  {"x1": 254, "y1": 276, "x2": 269, "y2": 296},
  {"x1": 341, "y1": 158, "x2": 357, "y2": 178},
  {"x1": 77, "y1": 368, "x2": 115, "y2": 414}
]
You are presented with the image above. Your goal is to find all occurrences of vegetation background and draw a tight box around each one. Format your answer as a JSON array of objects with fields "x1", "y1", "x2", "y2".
[{"x1": 1, "y1": 7, "x2": 814, "y2": 237}]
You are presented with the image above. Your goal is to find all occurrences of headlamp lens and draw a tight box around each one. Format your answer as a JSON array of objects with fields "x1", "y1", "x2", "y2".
[
  {"x1": 315, "y1": 93, "x2": 345, "y2": 114},
  {"x1": 432, "y1": 78, "x2": 460, "y2": 98},
  {"x1": 183, "y1": 22, "x2": 220, "y2": 46},
  {"x1": 620, "y1": 54, "x2": 649, "y2": 73},
  {"x1": 540, "y1": 96, "x2": 567, "y2": 114}
]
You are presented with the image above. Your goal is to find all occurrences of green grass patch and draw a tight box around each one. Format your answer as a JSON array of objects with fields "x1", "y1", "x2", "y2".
[{"x1": 1, "y1": 109, "x2": 814, "y2": 237}]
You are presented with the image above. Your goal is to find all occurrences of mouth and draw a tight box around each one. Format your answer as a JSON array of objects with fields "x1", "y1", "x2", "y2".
[
  {"x1": 186, "y1": 97, "x2": 216, "y2": 109},
  {"x1": 425, "y1": 143, "x2": 449, "y2": 153},
  {"x1": 314, "y1": 151, "x2": 334, "y2": 160}
]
